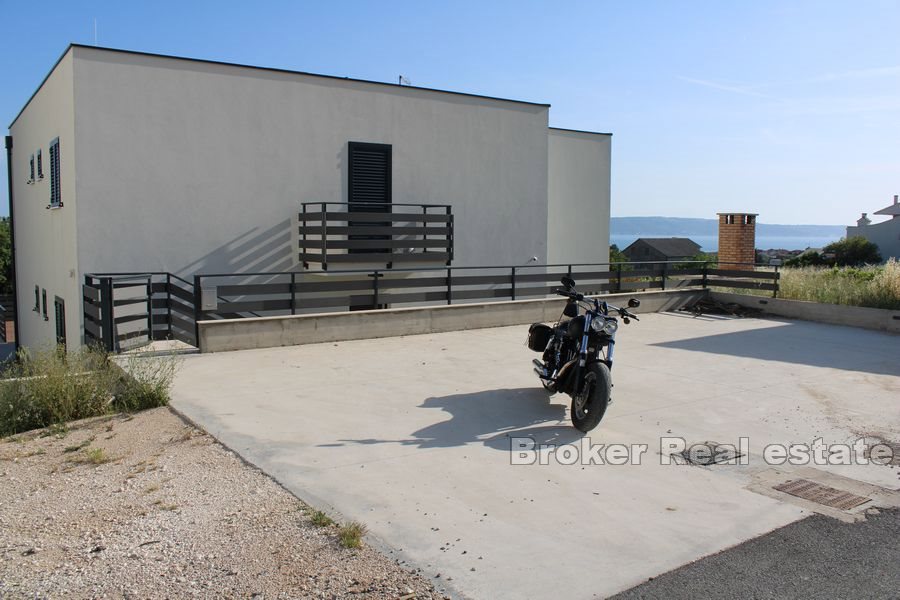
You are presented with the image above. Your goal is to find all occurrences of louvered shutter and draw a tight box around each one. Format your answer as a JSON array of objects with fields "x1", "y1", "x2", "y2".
[
  {"x1": 49, "y1": 138, "x2": 61, "y2": 207},
  {"x1": 348, "y1": 142, "x2": 391, "y2": 205},
  {"x1": 348, "y1": 142, "x2": 391, "y2": 254}
]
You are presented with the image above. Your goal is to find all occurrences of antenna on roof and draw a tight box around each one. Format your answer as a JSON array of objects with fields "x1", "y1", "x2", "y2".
[{"x1": 398, "y1": 75, "x2": 411, "y2": 86}]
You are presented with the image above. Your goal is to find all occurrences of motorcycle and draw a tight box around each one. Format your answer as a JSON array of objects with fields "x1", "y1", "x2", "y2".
[{"x1": 527, "y1": 276, "x2": 641, "y2": 432}]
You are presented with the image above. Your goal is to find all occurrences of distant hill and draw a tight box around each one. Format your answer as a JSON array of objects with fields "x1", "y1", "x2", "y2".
[{"x1": 611, "y1": 217, "x2": 845, "y2": 238}]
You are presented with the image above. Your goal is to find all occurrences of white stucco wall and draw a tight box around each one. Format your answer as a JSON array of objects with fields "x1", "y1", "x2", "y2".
[
  {"x1": 546, "y1": 128, "x2": 611, "y2": 265},
  {"x1": 9, "y1": 49, "x2": 80, "y2": 349},
  {"x1": 846, "y1": 220, "x2": 900, "y2": 260},
  {"x1": 70, "y1": 47, "x2": 551, "y2": 278}
]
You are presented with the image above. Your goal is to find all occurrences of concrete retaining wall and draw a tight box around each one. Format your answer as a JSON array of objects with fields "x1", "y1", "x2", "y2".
[
  {"x1": 711, "y1": 292, "x2": 900, "y2": 334},
  {"x1": 198, "y1": 289, "x2": 706, "y2": 353}
]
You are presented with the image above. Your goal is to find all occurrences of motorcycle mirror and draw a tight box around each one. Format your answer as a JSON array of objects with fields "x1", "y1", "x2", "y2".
[
  {"x1": 628, "y1": 298, "x2": 641, "y2": 308},
  {"x1": 560, "y1": 276, "x2": 575, "y2": 289}
]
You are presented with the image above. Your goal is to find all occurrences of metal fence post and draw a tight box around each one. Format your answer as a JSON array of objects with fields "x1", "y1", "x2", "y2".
[
  {"x1": 165, "y1": 274, "x2": 173, "y2": 339},
  {"x1": 193, "y1": 275, "x2": 202, "y2": 348},
  {"x1": 291, "y1": 272, "x2": 297, "y2": 315},
  {"x1": 371, "y1": 270, "x2": 381, "y2": 308},
  {"x1": 446, "y1": 267, "x2": 452, "y2": 305},
  {"x1": 146, "y1": 275, "x2": 153, "y2": 342},
  {"x1": 773, "y1": 264, "x2": 780, "y2": 298},
  {"x1": 100, "y1": 277, "x2": 114, "y2": 352},
  {"x1": 511, "y1": 267, "x2": 517, "y2": 301},
  {"x1": 702, "y1": 262, "x2": 709, "y2": 289},
  {"x1": 616, "y1": 263, "x2": 622, "y2": 293},
  {"x1": 446, "y1": 207, "x2": 454, "y2": 265},
  {"x1": 661, "y1": 263, "x2": 667, "y2": 291},
  {"x1": 320, "y1": 202, "x2": 328, "y2": 270}
]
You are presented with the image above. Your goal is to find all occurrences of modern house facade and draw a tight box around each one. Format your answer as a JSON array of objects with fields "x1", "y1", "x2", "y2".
[
  {"x1": 8, "y1": 45, "x2": 612, "y2": 350},
  {"x1": 846, "y1": 195, "x2": 900, "y2": 260}
]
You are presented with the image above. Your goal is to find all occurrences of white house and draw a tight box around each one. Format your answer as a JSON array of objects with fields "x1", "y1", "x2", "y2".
[
  {"x1": 7, "y1": 45, "x2": 611, "y2": 350},
  {"x1": 846, "y1": 195, "x2": 900, "y2": 261}
]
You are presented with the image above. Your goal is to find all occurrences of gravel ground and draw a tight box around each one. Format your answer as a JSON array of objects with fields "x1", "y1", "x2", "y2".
[{"x1": 0, "y1": 407, "x2": 446, "y2": 599}]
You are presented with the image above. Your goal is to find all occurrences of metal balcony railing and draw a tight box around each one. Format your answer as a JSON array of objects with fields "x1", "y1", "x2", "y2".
[{"x1": 299, "y1": 202, "x2": 453, "y2": 270}]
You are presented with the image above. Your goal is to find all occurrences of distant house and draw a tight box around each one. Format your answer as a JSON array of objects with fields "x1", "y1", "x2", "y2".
[
  {"x1": 845, "y1": 195, "x2": 900, "y2": 260},
  {"x1": 622, "y1": 238, "x2": 701, "y2": 265}
]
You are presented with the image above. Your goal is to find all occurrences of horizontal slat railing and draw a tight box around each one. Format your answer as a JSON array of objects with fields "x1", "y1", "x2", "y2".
[
  {"x1": 299, "y1": 202, "x2": 454, "y2": 270},
  {"x1": 86, "y1": 261, "x2": 778, "y2": 352},
  {"x1": 84, "y1": 272, "x2": 199, "y2": 352}
]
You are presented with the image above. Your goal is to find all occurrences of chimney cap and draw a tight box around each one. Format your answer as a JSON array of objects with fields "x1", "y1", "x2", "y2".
[{"x1": 717, "y1": 212, "x2": 759, "y2": 216}]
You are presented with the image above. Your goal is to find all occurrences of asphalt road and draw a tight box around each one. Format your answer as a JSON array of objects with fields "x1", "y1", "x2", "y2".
[{"x1": 612, "y1": 508, "x2": 900, "y2": 600}]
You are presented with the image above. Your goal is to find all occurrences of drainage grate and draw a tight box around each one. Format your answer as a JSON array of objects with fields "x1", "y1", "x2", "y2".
[
  {"x1": 863, "y1": 439, "x2": 900, "y2": 466},
  {"x1": 773, "y1": 479, "x2": 871, "y2": 511}
]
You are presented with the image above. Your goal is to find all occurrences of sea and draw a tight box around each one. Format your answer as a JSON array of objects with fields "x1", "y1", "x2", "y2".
[{"x1": 610, "y1": 234, "x2": 839, "y2": 253}]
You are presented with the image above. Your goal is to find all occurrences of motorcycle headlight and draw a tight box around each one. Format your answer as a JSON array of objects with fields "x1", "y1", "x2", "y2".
[{"x1": 591, "y1": 318, "x2": 618, "y2": 335}]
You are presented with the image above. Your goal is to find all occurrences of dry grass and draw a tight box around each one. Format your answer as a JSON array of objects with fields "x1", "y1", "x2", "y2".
[
  {"x1": 338, "y1": 521, "x2": 368, "y2": 549},
  {"x1": 70, "y1": 447, "x2": 113, "y2": 465},
  {"x1": 778, "y1": 259, "x2": 900, "y2": 310},
  {"x1": 310, "y1": 509, "x2": 334, "y2": 527},
  {"x1": 0, "y1": 346, "x2": 180, "y2": 438}
]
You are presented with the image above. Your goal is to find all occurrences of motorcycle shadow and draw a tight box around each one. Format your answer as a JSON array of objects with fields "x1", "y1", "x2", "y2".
[
  {"x1": 334, "y1": 387, "x2": 576, "y2": 451},
  {"x1": 481, "y1": 424, "x2": 585, "y2": 452}
]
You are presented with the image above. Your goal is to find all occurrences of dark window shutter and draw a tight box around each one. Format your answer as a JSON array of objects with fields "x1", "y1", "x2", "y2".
[
  {"x1": 29, "y1": 154, "x2": 35, "y2": 182},
  {"x1": 348, "y1": 142, "x2": 392, "y2": 255},
  {"x1": 49, "y1": 138, "x2": 61, "y2": 207},
  {"x1": 37, "y1": 149, "x2": 43, "y2": 179},
  {"x1": 348, "y1": 142, "x2": 391, "y2": 205},
  {"x1": 54, "y1": 297, "x2": 66, "y2": 345}
]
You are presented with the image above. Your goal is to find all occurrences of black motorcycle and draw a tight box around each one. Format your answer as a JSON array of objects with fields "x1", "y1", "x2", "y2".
[{"x1": 527, "y1": 276, "x2": 641, "y2": 432}]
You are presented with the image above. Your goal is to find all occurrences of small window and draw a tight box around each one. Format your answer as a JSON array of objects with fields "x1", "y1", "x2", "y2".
[
  {"x1": 36, "y1": 149, "x2": 43, "y2": 179},
  {"x1": 34, "y1": 286, "x2": 40, "y2": 312},
  {"x1": 49, "y1": 138, "x2": 61, "y2": 208},
  {"x1": 42, "y1": 289, "x2": 48, "y2": 321},
  {"x1": 54, "y1": 297, "x2": 66, "y2": 346},
  {"x1": 28, "y1": 154, "x2": 35, "y2": 183}
]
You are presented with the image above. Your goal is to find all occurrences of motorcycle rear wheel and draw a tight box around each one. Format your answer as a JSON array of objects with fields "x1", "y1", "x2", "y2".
[{"x1": 570, "y1": 362, "x2": 611, "y2": 432}]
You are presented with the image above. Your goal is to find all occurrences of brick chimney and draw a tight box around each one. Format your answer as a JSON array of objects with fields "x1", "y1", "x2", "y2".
[{"x1": 718, "y1": 213, "x2": 757, "y2": 270}]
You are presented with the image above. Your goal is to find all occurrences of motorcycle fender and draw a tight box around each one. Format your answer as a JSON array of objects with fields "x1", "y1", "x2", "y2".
[
  {"x1": 554, "y1": 358, "x2": 579, "y2": 395},
  {"x1": 587, "y1": 357, "x2": 612, "y2": 371}
]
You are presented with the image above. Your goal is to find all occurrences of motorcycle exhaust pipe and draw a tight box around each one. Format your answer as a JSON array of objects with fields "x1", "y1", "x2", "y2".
[{"x1": 532, "y1": 359, "x2": 550, "y2": 379}]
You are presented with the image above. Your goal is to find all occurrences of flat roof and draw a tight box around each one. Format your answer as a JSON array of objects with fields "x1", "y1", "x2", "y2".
[
  {"x1": 10, "y1": 44, "x2": 552, "y2": 128},
  {"x1": 549, "y1": 126, "x2": 613, "y2": 136}
]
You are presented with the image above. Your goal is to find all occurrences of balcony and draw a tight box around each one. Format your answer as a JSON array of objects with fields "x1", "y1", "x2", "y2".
[{"x1": 298, "y1": 202, "x2": 454, "y2": 270}]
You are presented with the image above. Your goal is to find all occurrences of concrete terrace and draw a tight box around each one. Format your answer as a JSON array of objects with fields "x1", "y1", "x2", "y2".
[{"x1": 170, "y1": 313, "x2": 900, "y2": 599}]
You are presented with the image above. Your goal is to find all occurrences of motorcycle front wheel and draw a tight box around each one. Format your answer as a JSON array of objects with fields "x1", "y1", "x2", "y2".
[{"x1": 570, "y1": 362, "x2": 611, "y2": 432}]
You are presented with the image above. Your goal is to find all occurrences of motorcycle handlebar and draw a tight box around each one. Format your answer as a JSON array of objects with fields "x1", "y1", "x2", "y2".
[
  {"x1": 555, "y1": 288, "x2": 584, "y2": 301},
  {"x1": 556, "y1": 289, "x2": 640, "y2": 321}
]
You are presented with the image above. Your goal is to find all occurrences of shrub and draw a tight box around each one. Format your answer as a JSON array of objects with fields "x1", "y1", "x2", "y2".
[
  {"x1": 824, "y1": 237, "x2": 881, "y2": 267},
  {"x1": 785, "y1": 237, "x2": 881, "y2": 268},
  {"x1": 115, "y1": 352, "x2": 179, "y2": 412}
]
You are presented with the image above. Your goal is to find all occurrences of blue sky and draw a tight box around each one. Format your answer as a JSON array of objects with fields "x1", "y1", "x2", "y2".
[{"x1": 2, "y1": 0, "x2": 898, "y2": 225}]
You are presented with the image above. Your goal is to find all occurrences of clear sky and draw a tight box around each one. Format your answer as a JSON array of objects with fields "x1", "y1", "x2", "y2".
[{"x1": 2, "y1": 0, "x2": 898, "y2": 225}]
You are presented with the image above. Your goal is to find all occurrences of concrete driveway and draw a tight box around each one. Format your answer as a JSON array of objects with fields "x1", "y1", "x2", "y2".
[{"x1": 171, "y1": 313, "x2": 900, "y2": 599}]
